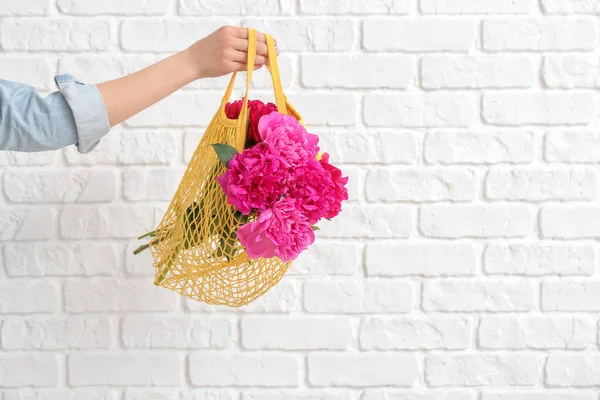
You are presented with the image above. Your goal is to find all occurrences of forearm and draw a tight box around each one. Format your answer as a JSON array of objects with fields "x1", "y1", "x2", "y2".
[{"x1": 97, "y1": 49, "x2": 199, "y2": 126}]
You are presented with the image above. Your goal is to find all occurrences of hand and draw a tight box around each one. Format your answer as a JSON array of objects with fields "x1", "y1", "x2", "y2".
[{"x1": 185, "y1": 26, "x2": 278, "y2": 79}]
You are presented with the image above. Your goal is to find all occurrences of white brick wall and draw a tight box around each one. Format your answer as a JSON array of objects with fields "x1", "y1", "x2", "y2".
[{"x1": 1, "y1": 0, "x2": 599, "y2": 397}]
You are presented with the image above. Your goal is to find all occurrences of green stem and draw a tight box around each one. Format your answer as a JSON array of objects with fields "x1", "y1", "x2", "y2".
[
  {"x1": 138, "y1": 230, "x2": 156, "y2": 240},
  {"x1": 155, "y1": 247, "x2": 178, "y2": 285},
  {"x1": 133, "y1": 243, "x2": 150, "y2": 255}
]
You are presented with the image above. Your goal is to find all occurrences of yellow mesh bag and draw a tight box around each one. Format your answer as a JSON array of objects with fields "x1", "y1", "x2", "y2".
[{"x1": 148, "y1": 29, "x2": 302, "y2": 307}]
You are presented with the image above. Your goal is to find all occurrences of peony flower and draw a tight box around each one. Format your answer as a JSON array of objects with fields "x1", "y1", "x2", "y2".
[
  {"x1": 217, "y1": 143, "x2": 291, "y2": 215},
  {"x1": 225, "y1": 99, "x2": 278, "y2": 144},
  {"x1": 258, "y1": 112, "x2": 319, "y2": 167},
  {"x1": 248, "y1": 100, "x2": 277, "y2": 143},
  {"x1": 289, "y1": 154, "x2": 348, "y2": 224},
  {"x1": 237, "y1": 197, "x2": 315, "y2": 262},
  {"x1": 225, "y1": 99, "x2": 244, "y2": 119}
]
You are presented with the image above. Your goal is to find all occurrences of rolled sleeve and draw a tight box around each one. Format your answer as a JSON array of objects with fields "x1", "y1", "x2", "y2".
[{"x1": 54, "y1": 74, "x2": 110, "y2": 153}]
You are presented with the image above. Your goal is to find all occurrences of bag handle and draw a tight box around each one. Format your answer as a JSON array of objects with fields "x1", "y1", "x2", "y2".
[{"x1": 220, "y1": 29, "x2": 287, "y2": 116}]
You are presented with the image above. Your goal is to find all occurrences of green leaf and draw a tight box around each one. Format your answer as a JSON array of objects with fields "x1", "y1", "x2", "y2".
[
  {"x1": 311, "y1": 226, "x2": 320, "y2": 231},
  {"x1": 211, "y1": 143, "x2": 239, "y2": 168}
]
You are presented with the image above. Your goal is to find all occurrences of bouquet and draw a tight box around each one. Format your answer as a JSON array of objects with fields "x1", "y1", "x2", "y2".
[{"x1": 134, "y1": 99, "x2": 348, "y2": 266}]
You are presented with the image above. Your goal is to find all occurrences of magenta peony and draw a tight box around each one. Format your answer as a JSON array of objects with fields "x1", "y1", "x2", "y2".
[
  {"x1": 289, "y1": 154, "x2": 349, "y2": 224},
  {"x1": 237, "y1": 197, "x2": 315, "y2": 262},
  {"x1": 217, "y1": 143, "x2": 291, "y2": 215},
  {"x1": 258, "y1": 112, "x2": 319, "y2": 166}
]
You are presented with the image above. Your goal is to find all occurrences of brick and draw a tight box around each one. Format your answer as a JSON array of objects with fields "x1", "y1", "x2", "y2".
[
  {"x1": 60, "y1": 205, "x2": 161, "y2": 239},
  {"x1": 2, "y1": 317, "x2": 113, "y2": 350},
  {"x1": 290, "y1": 242, "x2": 361, "y2": 276},
  {"x1": 426, "y1": 353, "x2": 541, "y2": 386},
  {"x1": 0, "y1": 151, "x2": 56, "y2": 167},
  {"x1": 322, "y1": 131, "x2": 417, "y2": 164},
  {"x1": 65, "y1": 279, "x2": 177, "y2": 312},
  {"x1": 126, "y1": 94, "x2": 222, "y2": 127},
  {"x1": 421, "y1": 0, "x2": 533, "y2": 13},
  {"x1": 243, "y1": 392, "x2": 355, "y2": 400},
  {"x1": 364, "y1": 19, "x2": 476, "y2": 51},
  {"x1": 122, "y1": 316, "x2": 233, "y2": 349},
  {"x1": 57, "y1": 0, "x2": 169, "y2": 14},
  {"x1": 483, "y1": 393, "x2": 596, "y2": 400},
  {"x1": 302, "y1": 55, "x2": 414, "y2": 88},
  {"x1": 0, "y1": 57, "x2": 53, "y2": 90},
  {"x1": 543, "y1": 55, "x2": 600, "y2": 88},
  {"x1": 0, "y1": 281, "x2": 59, "y2": 314},
  {"x1": 2, "y1": 390, "x2": 117, "y2": 400},
  {"x1": 485, "y1": 244, "x2": 596, "y2": 276},
  {"x1": 479, "y1": 316, "x2": 595, "y2": 349},
  {"x1": 339, "y1": 166, "x2": 361, "y2": 203},
  {"x1": 364, "y1": 93, "x2": 476, "y2": 127},
  {"x1": 125, "y1": 390, "x2": 235, "y2": 400},
  {"x1": 4, "y1": 243, "x2": 117, "y2": 277},
  {"x1": 319, "y1": 205, "x2": 412, "y2": 238},
  {"x1": 546, "y1": 131, "x2": 600, "y2": 162},
  {"x1": 121, "y1": 20, "x2": 228, "y2": 52},
  {"x1": 303, "y1": 280, "x2": 415, "y2": 313},
  {"x1": 0, "y1": 208, "x2": 53, "y2": 241},
  {"x1": 485, "y1": 168, "x2": 597, "y2": 200},
  {"x1": 180, "y1": 0, "x2": 293, "y2": 15},
  {"x1": 0, "y1": 0, "x2": 49, "y2": 15},
  {"x1": 186, "y1": 280, "x2": 300, "y2": 313},
  {"x1": 286, "y1": 93, "x2": 356, "y2": 127},
  {"x1": 482, "y1": 18, "x2": 597, "y2": 51},
  {"x1": 425, "y1": 131, "x2": 534, "y2": 164},
  {"x1": 308, "y1": 353, "x2": 419, "y2": 387},
  {"x1": 64, "y1": 131, "x2": 178, "y2": 166},
  {"x1": 299, "y1": 0, "x2": 411, "y2": 14},
  {"x1": 123, "y1": 169, "x2": 184, "y2": 201},
  {"x1": 125, "y1": 241, "x2": 155, "y2": 276},
  {"x1": 423, "y1": 279, "x2": 536, "y2": 311},
  {"x1": 420, "y1": 205, "x2": 533, "y2": 238},
  {"x1": 541, "y1": 206, "x2": 600, "y2": 239},
  {"x1": 59, "y1": 55, "x2": 159, "y2": 83},
  {"x1": 366, "y1": 169, "x2": 476, "y2": 202},
  {"x1": 4, "y1": 170, "x2": 116, "y2": 203},
  {"x1": 542, "y1": 281, "x2": 600, "y2": 311},
  {"x1": 359, "y1": 316, "x2": 472, "y2": 350},
  {"x1": 542, "y1": 0, "x2": 600, "y2": 14},
  {"x1": 363, "y1": 393, "x2": 476, "y2": 400},
  {"x1": 0, "y1": 355, "x2": 58, "y2": 388},
  {"x1": 483, "y1": 92, "x2": 595, "y2": 125},
  {"x1": 189, "y1": 353, "x2": 300, "y2": 387},
  {"x1": 546, "y1": 354, "x2": 600, "y2": 386},
  {"x1": 242, "y1": 19, "x2": 353, "y2": 52},
  {"x1": 242, "y1": 317, "x2": 352, "y2": 350},
  {"x1": 422, "y1": 56, "x2": 534, "y2": 88},
  {"x1": 366, "y1": 243, "x2": 476, "y2": 276},
  {"x1": 69, "y1": 354, "x2": 181, "y2": 386},
  {"x1": 0, "y1": 20, "x2": 111, "y2": 51}
]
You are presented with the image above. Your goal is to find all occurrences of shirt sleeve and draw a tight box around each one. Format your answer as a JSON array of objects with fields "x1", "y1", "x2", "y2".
[{"x1": 0, "y1": 74, "x2": 110, "y2": 153}]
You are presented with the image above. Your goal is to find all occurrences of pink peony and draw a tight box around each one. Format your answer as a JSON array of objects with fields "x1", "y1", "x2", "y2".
[
  {"x1": 258, "y1": 112, "x2": 319, "y2": 166},
  {"x1": 237, "y1": 197, "x2": 315, "y2": 262},
  {"x1": 217, "y1": 143, "x2": 291, "y2": 215},
  {"x1": 289, "y1": 154, "x2": 349, "y2": 224},
  {"x1": 225, "y1": 99, "x2": 244, "y2": 119}
]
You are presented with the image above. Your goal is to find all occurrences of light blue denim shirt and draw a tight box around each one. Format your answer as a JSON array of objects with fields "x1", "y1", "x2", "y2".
[{"x1": 0, "y1": 74, "x2": 110, "y2": 153}]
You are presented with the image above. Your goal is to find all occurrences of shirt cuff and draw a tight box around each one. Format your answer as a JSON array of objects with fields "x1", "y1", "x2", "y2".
[{"x1": 54, "y1": 74, "x2": 110, "y2": 154}]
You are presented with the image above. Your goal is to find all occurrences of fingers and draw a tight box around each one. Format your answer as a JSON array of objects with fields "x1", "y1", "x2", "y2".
[
  {"x1": 230, "y1": 51, "x2": 267, "y2": 66},
  {"x1": 232, "y1": 38, "x2": 268, "y2": 57},
  {"x1": 233, "y1": 62, "x2": 264, "y2": 72},
  {"x1": 229, "y1": 26, "x2": 277, "y2": 49}
]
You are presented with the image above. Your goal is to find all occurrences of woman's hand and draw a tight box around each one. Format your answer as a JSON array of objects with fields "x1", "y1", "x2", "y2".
[
  {"x1": 98, "y1": 26, "x2": 276, "y2": 126},
  {"x1": 185, "y1": 26, "x2": 278, "y2": 79}
]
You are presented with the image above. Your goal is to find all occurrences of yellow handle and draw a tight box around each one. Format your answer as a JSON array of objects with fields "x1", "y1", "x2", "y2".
[{"x1": 265, "y1": 34, "x2": 287, "y2": 114}]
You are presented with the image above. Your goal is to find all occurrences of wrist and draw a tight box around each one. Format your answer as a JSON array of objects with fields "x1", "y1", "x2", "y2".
[{"x1": 179, "y1": 47, "x2": 203, "y2": 82}]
